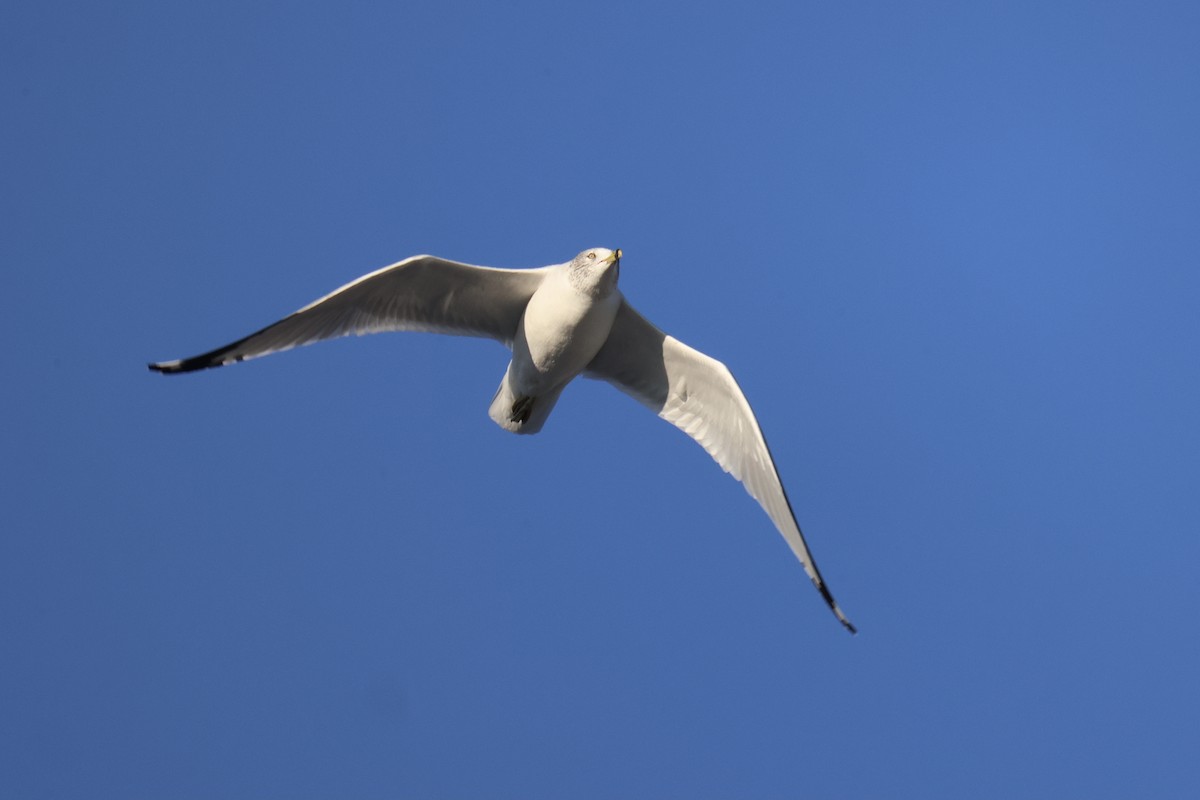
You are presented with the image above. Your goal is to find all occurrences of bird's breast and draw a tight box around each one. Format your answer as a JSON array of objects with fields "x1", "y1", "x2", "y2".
[{"x1": 512, "y1": 281, "x2": 621, "y2": 390}]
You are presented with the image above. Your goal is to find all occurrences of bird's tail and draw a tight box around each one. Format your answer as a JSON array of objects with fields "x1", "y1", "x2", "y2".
[{"x1": 488, "y1": 370, "x2": 565, "y2": 435}]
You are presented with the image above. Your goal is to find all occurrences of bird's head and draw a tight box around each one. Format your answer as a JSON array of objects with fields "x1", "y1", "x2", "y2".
[{"x1": 568, "y1": 247, "x2": 622, "y2": 296}]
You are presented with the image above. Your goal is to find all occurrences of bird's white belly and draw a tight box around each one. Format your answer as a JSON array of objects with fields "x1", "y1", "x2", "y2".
[{"x1": 511, "y1": 281, "x2": 621, "y2": 394}]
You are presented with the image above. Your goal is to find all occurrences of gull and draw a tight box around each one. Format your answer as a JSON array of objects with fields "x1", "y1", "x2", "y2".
[{"x1": 149, "y1": 248, "x2": 855, "y2": 633}]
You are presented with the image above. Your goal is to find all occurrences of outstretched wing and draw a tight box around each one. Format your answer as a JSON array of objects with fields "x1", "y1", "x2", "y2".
[
  {"x1": 149, "y1": 256, "x2": 550, "y2": 373},
  {"x1": 586, "y1": 299, "x2": 856, "y2": 633}
]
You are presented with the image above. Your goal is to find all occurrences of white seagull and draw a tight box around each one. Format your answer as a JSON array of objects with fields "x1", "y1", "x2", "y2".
[{"x1": 150, "y1": 248, "x2": 855, "y2": 632}]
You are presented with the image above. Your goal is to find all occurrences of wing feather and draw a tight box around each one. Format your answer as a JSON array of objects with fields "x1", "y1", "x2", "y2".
[
  {"x1": 587, "y1": 299, "x2": 855, "y2": 633},
  {"x1": 149, "y1": 256, "x2": 549, "y2": 373}
]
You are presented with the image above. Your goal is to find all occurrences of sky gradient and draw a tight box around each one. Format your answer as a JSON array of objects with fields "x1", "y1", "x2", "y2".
[{"x1": 3, "y1": 1, "x2": 1199, "y2": 797}]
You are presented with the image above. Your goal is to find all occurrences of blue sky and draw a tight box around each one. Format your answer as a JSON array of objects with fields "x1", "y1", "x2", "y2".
[{"x1": 3, "y1": 1, "x2": 1199, "y2": 797}]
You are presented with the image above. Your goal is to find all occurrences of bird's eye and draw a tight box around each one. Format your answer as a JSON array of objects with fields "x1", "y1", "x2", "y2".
[{"x1": 587, "y1": 252, "x2": 596, "y2": 260}]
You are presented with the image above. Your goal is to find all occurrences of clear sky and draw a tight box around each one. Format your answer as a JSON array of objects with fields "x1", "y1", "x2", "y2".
[{"x1": 3, "y1": 1, "x2": 1199, "y2": 797}]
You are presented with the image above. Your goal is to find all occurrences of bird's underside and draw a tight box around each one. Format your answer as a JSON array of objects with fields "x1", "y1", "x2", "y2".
[{"x1": 150, "y1": 250, "x2": 856, "y2": 633}]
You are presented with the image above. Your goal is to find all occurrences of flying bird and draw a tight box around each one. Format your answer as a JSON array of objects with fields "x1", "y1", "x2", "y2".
[{"x1": 149, "y1": 248, "x2": 855, "y2": 632}]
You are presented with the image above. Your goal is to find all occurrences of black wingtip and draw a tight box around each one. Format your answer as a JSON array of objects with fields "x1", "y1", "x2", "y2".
[
  {"x1": 148, "y1": 359, "x2": 191, "y2": 374},
  {"x1": 817, "y1": 580, "x2": 857, "y2": 635},
  {"x1": 147, "y1": 349, "x2": 241, "y2": 374}
]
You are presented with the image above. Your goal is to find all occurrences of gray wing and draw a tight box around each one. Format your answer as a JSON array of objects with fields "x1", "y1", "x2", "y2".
[
  {"x1": 149, "y1": 256, "x2": 550, "y2": 373},
  {"x1": 586, "y1": 299, "x2": 856, "y2": 633}
]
